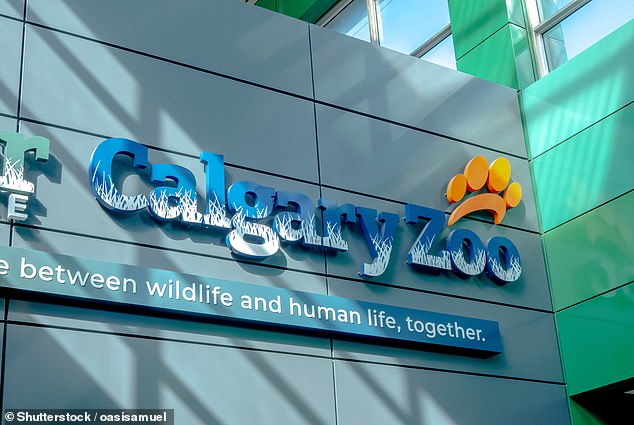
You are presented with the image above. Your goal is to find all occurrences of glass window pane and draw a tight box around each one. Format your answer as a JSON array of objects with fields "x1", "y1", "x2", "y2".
[
  {"x1": 543, "y1": 0, "x2": 634, "y2": 71},
  {"x1": 378, "y1": 0, "x2": 450, "y2": 54},
  {"x1": 537, "y1": 0, "x2": 576, "y2": 20},
  {"x1": 421, "y1": 35, "x2": 456, "y2": 70},
  {"x1": 324, "y1": 0, "x2": 370, "y2": 43}
]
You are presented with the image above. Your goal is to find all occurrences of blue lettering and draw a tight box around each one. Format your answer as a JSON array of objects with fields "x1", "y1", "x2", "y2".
[
  {"x1": 88, "y1": 138, "x2": 148, "y2": 212},
  {"x1": 226, "y1": 181, "x2": 279, "y2": 258},
  {"x1": 356, "y1": 207, "x2": 400, "y2": 277},
  {"x1": 447, "y1": 229, "x2": 486, "y2": 277},
  {"x1": 148, "y1": 164, "x2": 197, "y2": 222},
  {"x1": 87, "y1": 138, "x2": 522, "y2": 282},
  {"x1": 199, "y1": 152, "x2": 230, "y2": 229},
  {"x1": 485, "y1": 236, "x2": 522, "y2": 283},
  {"x1": 273, "y1": 191, "x2": 320, "y2": 246},
  {"x1": 319, "y1": 199, "x2": 356, "y2": 252},
  {"x1": 405, "y1": 204, "x2": 451, "y2": 271}
]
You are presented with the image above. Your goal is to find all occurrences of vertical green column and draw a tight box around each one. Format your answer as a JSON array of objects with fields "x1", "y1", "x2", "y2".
[
  {"x1": 521, "y1": 20, "x2": 634, "y2": 425},
  {"x1": 448, "y1": 0, "x2": 536, "y2": 89}
]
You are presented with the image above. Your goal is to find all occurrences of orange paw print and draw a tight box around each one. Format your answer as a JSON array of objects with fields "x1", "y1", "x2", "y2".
[{"x1": 446, "y1": 156, "x2": 522, "y2": 226}]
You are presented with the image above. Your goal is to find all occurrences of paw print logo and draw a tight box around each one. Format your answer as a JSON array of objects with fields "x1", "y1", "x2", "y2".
[{"x1": 446, "y1": 156, "x2": 522, "y2": 226}]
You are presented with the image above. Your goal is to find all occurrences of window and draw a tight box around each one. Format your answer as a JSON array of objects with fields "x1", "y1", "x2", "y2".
[
  {"x1": 324, "y1": 0, "x2": 371, "y2": 43},
  {"x1": 421, "y1": 34, "x2": 456, "y2": 70},
  {"x1": 378, "y1": 0, "x2": 449, "y2": 54},
  {"x1": 319, "y1": 0, "x2": 455, "y2": 69},
  {"x1": 527, "y1": 0, "x2": 634, "y2": 74}
]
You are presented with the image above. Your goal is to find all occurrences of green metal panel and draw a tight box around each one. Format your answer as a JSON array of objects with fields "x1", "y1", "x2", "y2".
[
  {"x1": 545, "y1": 191, "x2": 634, "y2": 311},
  {"x1": 256, "y1": 0, "x2": 276, "y2": 12},
  {"x1": 256, "y1": 0, "x2": 339, "y2": 22},
  {"x1": 532, "y1": 101, "x2": 634, "y2": 231},
  {"x1": 456, "y1": 23, "x2": 533, "y2": 89},
  {"x1": 449, "y1": 0, "x2": 525, "y2": 59},
  {"x1": 568, "y1": 400, "x2": 605, "y2": 425},
  {"x1": 557, "y1": 282, "x2": 634, "y2": 396},
  {"x1": 510, "y1": 22, "x2": 536, "y2": 89},
  {"x1": 522, "y1": 20, "x2": 634, "y2": 159}
]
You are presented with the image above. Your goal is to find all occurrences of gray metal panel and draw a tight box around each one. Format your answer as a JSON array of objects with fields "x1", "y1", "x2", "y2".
[
  {"x1": 4, "y1": 324, "x2": 337, "y2": 425},
  {"x1": 19, "y1": 122, "x2": 326, "y2": 274},
  {"x1": 0, "y1": 115, "x2": 14, "y2": 222},
  {"x1": 329, "y1": 277, "x2": 563, "y2": 383},
  {"x1": 27, "y1": 0, "x2": 313, "y2": 97},
  {"x1": 0, "y1": 117, "x2": 15, "y2": 224},
  {"x1": 320, "y1": 188, "x2": 551, "y2": 311},
  {"x1": 12, "y1": 228, "x2": 328, "y2": 297},
  {"x1": 21, "y1": 25, "x2": 319, "y2": 182},
  {"x1": 0, "y1": 0, "x2": 22, "y2": 20},
  {"x1": 8, "y1": 299, "x2": 331, "y2": 357},
  {"x1": 0, "y1": 198, "x2": 9, "y2": 225},
  {"x1": 334, "y1": 360, "x2": 571, "y2": 425},
  {"x1": 310, "y1": 25, "x2": 527, "y2": 158},
  {"x1": 0, "y1": 114, "x2": 16, "y2": 129},
  {"x1": 0, "y1": 17, "x2": 22, "y2": 116},
  {"x1": 316, "y1": 105, "x2": 538, "y2": 232},
  {"x1": 0, "y1": 221, "x2": 9, "y2": 242}
]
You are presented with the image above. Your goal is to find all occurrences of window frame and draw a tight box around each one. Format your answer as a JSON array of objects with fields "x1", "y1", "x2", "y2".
[
  {"x1": 525, "y1": 0, "x2": 592, "y2": 76},
  {"x1": 317, "y1": 0, "x2": 453, "y2": 65}
]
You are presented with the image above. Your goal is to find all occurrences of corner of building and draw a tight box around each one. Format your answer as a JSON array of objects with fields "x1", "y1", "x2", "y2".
[{"x1": 519, "y1": 19, "x2": 634, "y2": 425}]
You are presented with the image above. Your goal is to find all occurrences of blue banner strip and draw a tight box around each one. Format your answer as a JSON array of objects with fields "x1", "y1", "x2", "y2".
[{"x1": 0, "y1": 246, "x2": 501, "y2": 354}]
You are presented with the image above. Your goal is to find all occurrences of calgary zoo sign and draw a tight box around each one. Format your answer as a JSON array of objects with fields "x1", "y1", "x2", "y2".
[
  {"x1": 89, "y1": 138, "x2": 523, "y2": 283},
  {"x1": 0, "y1": 130, "x2": 511, "y2": 355}
]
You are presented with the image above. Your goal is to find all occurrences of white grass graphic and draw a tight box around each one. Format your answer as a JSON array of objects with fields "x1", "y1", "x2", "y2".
[
  {"x1": 228, "y1": 207, "x2": 280, "y2": 257},
  {"x1": 149, "y1": 189, "x2": 178, "y2": 220},
  {"x1": 148, "y1": 187, "x2": 199, "y2": 221},
  {"x1": 409, "y1": 240, "x2": 451, "y2": 270},
  {"x1": 274, "y1": 212, "x2": 302, "y2": 241},
  {"x1": 322, "y1": 221, "x2": 348, "y2": 251},
  {"x1": 488, "y1": 256, "x2": 522, "y2": 282},
  {"x1": 0, "y1": 158, "x2": 34, "y2": 193},
  {"x1": 360, "y1": 234, "x2": 393, "y2": 277},
  {"x1": 178, "y1": 190, "x2": 200, "y2": 223},
  {"x1": 450, "y1": 248, "x2": 486, "y2": 276},
  {"x1": 231, "y1": 203, "x2": 270, "y2": 220},
  {"x1": 91, "y1": 161, "x2": 148, "y2": 211},
  {"x1": 301, "y1": 214, "x2": 322, "y2": 246},
  {"x1": 274, "y1": 212, "x2": 328, "y2": 247},
  {"x1": 149, "y1": 190, "x2": 232, "y2": 227},
  {"x1": 202, "y1": 193, "x2": 231, "y2": 229},
  {"x1": 231, "y1": 211, "x2": 276, "y2": 242}
]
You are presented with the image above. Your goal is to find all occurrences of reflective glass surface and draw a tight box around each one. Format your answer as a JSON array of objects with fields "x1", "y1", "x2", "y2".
[
  {"x1": 325, "y1": 0, "x2": 370, "y2": 43},
  {"x1": 543, "y1": 0, "x2": 634, "y2": 70},
  {"x1": 378, "y1": 0, "x2": 450, "y2": 53},
  {"x1": 421, "y1": 35, "x2": 456, "y2": 69},
  {"x1": 537, "y1": 0, "x2": 577, "y2": 20}
]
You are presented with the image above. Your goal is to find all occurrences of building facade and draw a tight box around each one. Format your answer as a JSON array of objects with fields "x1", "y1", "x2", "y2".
[{"x1": 0, "y1": 1, "x2": 631, "y2": 424}]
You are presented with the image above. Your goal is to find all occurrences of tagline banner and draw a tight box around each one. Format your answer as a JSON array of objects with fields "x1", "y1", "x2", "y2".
[{"x1": 0, "y1": 246, "x2": 501, "y2": 354}]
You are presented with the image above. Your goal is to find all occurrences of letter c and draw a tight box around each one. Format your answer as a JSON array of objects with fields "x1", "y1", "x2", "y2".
[{"x1": 88, "y1": 138, "x2": 149, "y2": 212}]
